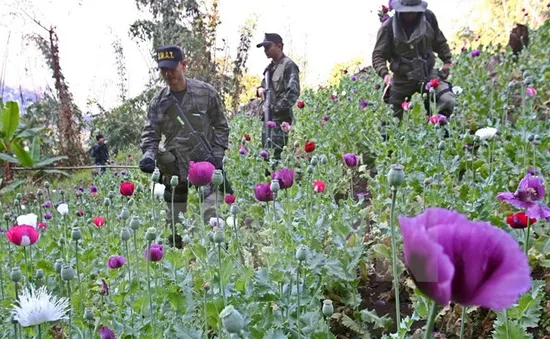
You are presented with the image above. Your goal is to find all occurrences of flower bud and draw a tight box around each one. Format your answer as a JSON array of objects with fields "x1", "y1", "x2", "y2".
[
  {"x1": 71, "y1": 227, "x2": 82, "y2": 241},
  {"x1": 527, "y1": 134, "x2": 535, "y2": 142},
  {"x1": 213, "y1": 227, "x2": 225, "y2": 244},
  {"x1": 270, "y1": 179, "x2": 280, "y2": 193},
  {"x1": 84, "y1": 308, "x2": 94, "y2": 321},
  {"x1": 182, "y1": 235, "x2": 192, "y2": 246},
  {"x1": 107, "y1": 191, "x2": 115, "y2": 199},
  {"x1": 120, "y1": 207, "x2": 130, "y2": 220},
  {"x1": 120, "y1": 227, "x2": 131, "y2": 242},
  {"x1": 170, "y1": 175, "x2": 179, "y2": 187},
  {"x1": 437, "y1": 141, "x2": 446, "y2": 151},
  {"x1": 296, "y1": 245, "x2": 307, "y2": 261},
  {"x1": 61, "y1": 265, "x2": 75, "y2": 281},
  {"x1": 44, "y1": 181, "x2": 51, "y2": 189},
  {"x1": 319, "y1": 154, "x2": 328, "y2": 164},
  {"x1": 230, "y1": 204, "x2": 240, "y2": 215},
  {"x1": 75, "y1": 190, "x2": 82, "y2": 198},
  {"x1": 14, "y1": 199, "x2": 20, "y2": 206},
  {"x1": 129, "y1": 217, "x2": 141, "y2": 230},
  {"x1": 212, "y1": 170, "x2": 224, "y2": 186},
  {"x1": 104, "y1": 198, "x2": 111, "y2": 207},
  {"x1": 9, "y1": 312, "x2": 18, "y2": 324},
  {"x1": 534, "y1": 134, "x2": 541, "y2": 141},
  {"x1": 16, "y1": 193, "x2": 23, "y2": 200},
  {"x1": 145, "y1": 227, "x2": 157, "y2": 241},
  {"x1": 127, "y1": 198, "x2": 134, "y2": 206},
  {"x1": 37, "y1": 189, "x2": 44, "y2": 197},
  {"x1": 3, "y1": 212, "x2": 11, "y2": 221},
  {"x1": 10, "y1": 268, "x2": 22, "y2": 282},
  {"x1": 387, "y1": 164, "x2": 405, "y2": 187},
  {"x1": 54, "y1": 259, "x2": 64, "y2": 274},
  {"x1": 310, "y1": 155, "x2": 319, "y2": 166},
  {"x1": 152, "y1": 169, "x2": 160, "y2": 183},
  {"x1": 322, "y1": 299, "x2": 334, "y2": 317},
  {"x1": 220, "y1": 305, "x2": 244, "y2": 334},
  {"x1": 306, "y1": 165, "x2": 314, "y2": 173},
  {"x1": 35, "y1": 269, "x2": 45, "y2": 279}
]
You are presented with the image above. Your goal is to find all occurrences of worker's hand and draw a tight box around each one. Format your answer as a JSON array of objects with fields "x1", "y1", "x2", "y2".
[
  {"x1": 139, "y1": 158, "x2": 156, "y2": 174},
  {"x1": 383, "y1": 74, "x2": 393, "y2": 87},
  {"x1": 442, "y1": 63, "x2": 452, "y2": 79},
  {"x1": 257, "y1": 87, "x2": 266, "y2": 100}
]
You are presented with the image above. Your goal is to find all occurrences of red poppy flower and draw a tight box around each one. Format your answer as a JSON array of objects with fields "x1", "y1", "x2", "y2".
[
  {"x1": 297, "y1": 101, "x2": 305, "y2": 109},
  {"x1": 120, "y1": 181, "x2": 135, "y2": 197},
  {"x1": 506, "y1": 212, "x2": 536, "y2": 229},
  {"x1": 6, "y1": 225, "x2": 40, "y2": 246},
  {"x1": 313, "y1": 180, "x2": 326, "y2": 193},
  {"x1": 93, "y1": 217, "x2": 106, "y2": 227},
  {"x1": 305, "y1": 141, "x2": 315, "y2": 153},
  {"x1": 244, "y1": 133, "x2": 251, "y2": 141}
]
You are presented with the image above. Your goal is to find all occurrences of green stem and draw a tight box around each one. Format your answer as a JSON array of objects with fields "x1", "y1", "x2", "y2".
[
  {"x1": 218, "y1": 244, "x2": 226, "y2": 306},
  {"x1": 171, "y1": 188, "x2": 175, "y2": 247},
  {"x1": 199, "y1": 188, "x2": 205, "y2": 239},
  {"x1": 67, "y1": 281, "x2": 72, "y2": 339},
  {"x1": 125, "y1": 241, "x2": 135, "y2": 328},
  {"x1": 389, "y1": 187, "x2": 401, "y2": 325},
  {"x1": 459, "y1": 306, "x2": 467, "y2": 339},
  {"x1": 204, "y1": 291, "x2": 208, "y2": 338},
  {"x1": 296, "y1": 261, "x2": 301, "y2": 335},
  {"x1": 232, "y1": 213, "x2": 245, "y2": 266},
  {"x1": 504, "y1": 309, "x2": 511, "y2": 339},
  {"x1": 524, "y1": 218, "x2": 531, "y2": 256},
  {"x1": 38, "y1": 323, "x2": 42, "y2": 339},
  {"x1": 146, "y1": 241, "x2": 155, "y2": 336},
  {"x1": 75, "y1": 242, "x2": 84, "y2": 312},
  {"x1": 424, "y1": 301, "x2": 438, "y2": 339},
  {"x1": 24, "y1": 247, "x2": 31, "y2": 289}
]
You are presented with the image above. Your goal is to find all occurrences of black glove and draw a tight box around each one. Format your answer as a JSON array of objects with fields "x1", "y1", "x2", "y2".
[
  {"x1": 212, "y1": 157, "x2": 224, "y2": 170},
  {"x1": 139, "y1": 158, "x2": 156, "y2": 173}
]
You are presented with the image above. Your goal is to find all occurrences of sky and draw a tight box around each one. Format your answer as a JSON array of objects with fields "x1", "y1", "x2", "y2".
[{"x1": 0, "y1": 0, "x2": 473, "y2": 112}]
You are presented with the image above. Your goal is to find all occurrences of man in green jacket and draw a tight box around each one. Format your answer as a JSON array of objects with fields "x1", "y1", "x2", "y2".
[
  {"x1": 255, "y1": 33, "x2": 301, "y2": 160},
  {"x1": 372, "y1": 0, "x2": 456, "y2": 120}
]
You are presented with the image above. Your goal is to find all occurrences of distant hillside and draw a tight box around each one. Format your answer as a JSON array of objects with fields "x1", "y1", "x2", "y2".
[{"x1": 0, "y1": 84, "x2": 43, "y2": 113}]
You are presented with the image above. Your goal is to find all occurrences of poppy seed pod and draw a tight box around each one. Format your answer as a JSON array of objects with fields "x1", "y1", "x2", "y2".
[
  {"x1": 37, "y1": 189, "x2": 44, "y2": 197},
  {"x1": 3, "y1": 213, "x2": 11, "y2": 221},
  {"x1": 129, "y1": 217, "x2": 141, "y2": 230},
  {"x1": 213, "y1": 227, "x2": 225, "y2": 244},
  {"x1": 151, "y1": 169, "x2": 160, "y2": 183},
  {"x1": 270, "y1": 179, "x2": 280, "y2": 193},
  {"x1": 145, "y1": 227, "x2": 157, "y2": 241},
  {"x1": 220, "y1": 305, "x2": 244, "y2": 334},
  {"x1": 16, "y1": 193, "x2": 22, "y2": 200},
  {"x1": 35, "y1": 269, "x2": 45, "y2": 280},
  {"x1": 14, "y1": 199, "x2": 20, "y2": 206},
  {"x1": 108, "y1": 191, "x2": 115, "y2": 199},
  {"x1": 104, "y1": 198, "x2": 111, "y2": 207},
  {"x1": 527, "y1": 134, "x2": 535, "y2": 142},
  {"x1": 61, "y1": 265, "x2": 75, "y2": 281},
  {"x1": 230, "y1": 204, "x2": 239, "y2": 215},
  {"x1": 127, "y1": 198, "x2": 134, "y2": 206},
  {"x1": 322, "y1": 299, "x2": 334, "y2": 317},
  {"x1": 170, "y1": 175, "x2": 179, "y2": 187},
  {"x1": 296, "y1": 245, "x2": 307, "y2": 261},
  {"x1": 71, "y1": 227, "x2": 82, "y2": 241},
  {"x1": 387, "y1": 164, "x2": 405, "y2": 187},
  {"x1": 212, "y1": 170, "x2": 224, "y2": 186},
  {"x1": 437, "y1": 141, "x2": 446, "y2": 151},
  {"x1": 310, "y1": 155, "x2": 319, "y2": 166},
  {"x1": 84, "y1": 308, "x2": 94, "y2": 321},
  {"x1": 44, "y1": 181, "x2": 50, "y2": 189},
  {"x1": 120, "y1": 207, "x2": 130, "y2": 220},
  {"x1": 319, "y1": 154, "x2": 328, "y2": 164},
  {"x1": 120, "y1": 227, "x2": 131, "y2": 242},
  {"x1": 10, "y1": 268, "x2": 22, "y2": 282},
  {"x1": 306, "y1": 165, "x2": 314, "y2": 173},
  {"x1": 54, "y1": 259, "x2": 64, "y2": 274},
  {"x1": 182, "y1": 235, "x2": 192, "y2": 246}
]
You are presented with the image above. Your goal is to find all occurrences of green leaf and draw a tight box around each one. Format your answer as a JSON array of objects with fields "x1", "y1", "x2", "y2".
[
  {"x1": 492, "y1": 317, "x2": 531, "y2": 339},
  {"x1": 341, "y1": 313, "x2": 364, "y2": 334},
  {"x1": 0, "y1": 152, "x2": 20, "y2": 164},
  {"x1": 0, "y1": 179, "x2": 25, "y2": 194},
  {"x1": 263, "y1": 329, "x2": 287, "y2": 339},
  {"x1": 324, "y1": 257, "x2": 351, "y2": 281},
  {"x1": 12, "y1": 143, "x2": 33, "y2": 167},
  {"x1": 360, "y1": 308, "x2": 393, "y2": 330},
  {"x1": 35, "y1": 155, "x2": 68, "y2": 167},
  {"x1": 1, "y1": 101, "x2": 20, "y2": 140},
  {"x1": 30, "y1": 136, "x2": 40, "y2": 162}
]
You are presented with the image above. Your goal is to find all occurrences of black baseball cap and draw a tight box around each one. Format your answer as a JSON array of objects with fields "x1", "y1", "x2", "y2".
[
  {"x1": 156, "y1": 45, "x2": 184, "y2": 69},
  {"x1": 256, "y1": 33, "x2": 283, "y2": 48}
]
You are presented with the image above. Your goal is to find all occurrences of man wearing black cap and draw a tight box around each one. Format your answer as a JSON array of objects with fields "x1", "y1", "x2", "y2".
[
  {"x1": 372, "y1": 0, "x2": 456, "y2": 121},
  {"x1": 255, "y1": 33, "x2": 300, "y2": 161},
  {"x1": 139, "y1": 45, "x2": 230, "y2": 240},
  {"x1": 89, "y1": 134, "x2": 109, "y2": 174}
]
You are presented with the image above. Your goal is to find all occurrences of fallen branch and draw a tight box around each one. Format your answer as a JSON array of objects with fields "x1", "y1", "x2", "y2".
[{"x1": 12, "y1": 165, "x2": 140, "y2": 171}]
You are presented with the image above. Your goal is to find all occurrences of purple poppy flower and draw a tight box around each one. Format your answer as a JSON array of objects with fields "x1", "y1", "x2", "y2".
[
  {"x1": 99, "y1": 325, "x2": 115, "y2": 339},
  {"x1": 259, "y1": 150, "x2": 269, "y2": 159},
  {"x1": 89, "y1": 185, "x2": 98, "y2": 193},
  {"x1": 144, "y1": 243, "x2": 164, "y2": 262},
  {"x1": 271, "y1": 168, "x2": 295, "y2": 189},
  {"x1": 375, "y1": 84, "x2": 381, "y2": 90},
  {"x1": 121, "y1": 170, "x2": 127, "y2": 175},
  {"x1": 351, "y1": 75, "x2": 357, "y2": 81},
  {"x1": 323, "y1": 115, "x2": 330, "y2": 121},
  {"x1": 78, "y1": 186, "x2": 84, "y2": 192},
  {"x1": 469, "y1": 49, "x2": 481, "y2": 57},
  {"x1": 239, "y1": 146, "x2": 247, "y2": 155},
  {"x1": 360, "y1": 99, "x2": 369, "y2": 110},
  {"x1": 107, "y1": 255, "x2": 126, "y2": 269},
  {"x1": 100, "y1": 278, "x2": 109, "y2": 296},
  {"x1": 398, "y1": 208, "x2": 531, "y2": 311},
  {"x1": 188, "y1": 161, "x2": 215, "y2": 187},
  {"x1": 254, "y1": 183, "x2": 274, "y2": 202},
  {"x1": 267, "y1": 121, "x2": 277, "y2": 128},
  {"x1": 43, "y1": 201, "x2": 51, "y2": 209},
  {"x1": 43, "y1": 212, "x2": 52, "y2": 220},
  {"x1": 343, "y1": 153, "x2": 358, "y2": 167},
  {"x1": 497, "y1": 173, "x2": 550, "y2": 220}
]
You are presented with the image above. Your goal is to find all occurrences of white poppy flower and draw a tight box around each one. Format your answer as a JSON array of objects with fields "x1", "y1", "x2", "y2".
[
  {"x1": 57, "y1": 203, "x2": 69, "y2": 215},
  {"x1": 475, "y1": 127, "x2": 498, "y2": 140},
  {"x1": 225, "y1": 216, "x2": 236, "y2": 228},
  {"x1": 209, "y1": 217, "x2": 225, "y2": 228},
  {"x1": 452, "y1": 86, "x2": 463, "y2": 95},
  {"x1": 17, "y1": 213, "x2": 38, "y2": 228},
  {"x1": 12, "y1": 285, "x2": 69, "y2": 327},
  {"x1": 152, "y1": 183, "x2": 165, "y2": 198}
]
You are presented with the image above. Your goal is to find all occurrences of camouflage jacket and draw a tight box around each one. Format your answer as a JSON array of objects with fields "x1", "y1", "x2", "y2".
[
  {"x1": 258, "y1": 55, "x2": 301, "y2": 122},
  {"x1": 140, "y1": 78, "x2": 229, "y2": 178},
  {"x1": 372, "y1": 10, "x2": 452, "y2": 79}
]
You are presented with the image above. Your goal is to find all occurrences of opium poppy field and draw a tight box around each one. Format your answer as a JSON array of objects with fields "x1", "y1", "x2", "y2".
[{"x1": 2, "y1": 16, "x2": 550, "y2": 339}]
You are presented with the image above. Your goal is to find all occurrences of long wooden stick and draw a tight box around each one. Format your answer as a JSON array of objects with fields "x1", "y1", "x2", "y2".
[{"x1": 13, "y1": 165, "x2": 140, "y2": 171}]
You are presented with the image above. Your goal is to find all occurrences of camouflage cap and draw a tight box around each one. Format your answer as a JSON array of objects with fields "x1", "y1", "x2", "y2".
[
  {"x1": 256, "y1": 33, "x2": 283, "y2": 48},
  {"x1": 156, "y1": 45, "x2": 184, "y2": 69},
  {"x1": 391, "y1": 0, "x2": 428, "y2": 12}
]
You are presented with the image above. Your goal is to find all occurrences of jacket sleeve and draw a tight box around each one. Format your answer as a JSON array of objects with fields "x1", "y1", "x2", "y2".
[
  {"x1": 372, "y1": 25, "x2": 392, "y2": 78},
  {"x1": 430, "y1": 13, "x2": 452, "y2": 64},
  {"x1": 207, "y1": 90, "x2": 230, "y2": 158},
  {"x1": 140, "y1": 97, "x2": 162, "y2": 161},
  {"x1": 271, "y1": 62, "x2": 300, "y2": 114}
]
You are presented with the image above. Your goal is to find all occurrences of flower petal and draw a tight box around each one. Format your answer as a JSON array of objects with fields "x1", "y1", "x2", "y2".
[
  {"x1": 497, "y1": 192, "x2": 532, "y2": 209},
  {"x1": 526, "y1": 202, "x2": 550, "y2": 220}
]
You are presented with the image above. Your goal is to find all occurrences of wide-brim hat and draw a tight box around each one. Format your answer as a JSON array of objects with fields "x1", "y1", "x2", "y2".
[{"x1": 391, "y1": 0, "x2": 428, "y2": 12}]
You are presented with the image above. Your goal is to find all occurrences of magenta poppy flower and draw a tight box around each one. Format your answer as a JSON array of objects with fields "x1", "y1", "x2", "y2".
[
  {"x1": 224, "y1": 194, "x2": 236, "y2": 205},
  {"x1": 259, "y1": 150, "x2": 269, "y2": 159},
  {"x1": 399, "y1": 208, "x2": 531, "y2": 311},
  {"x1": 342, "y1": 153, "x2": 358, "y2": 167},
  {"x1": 144, "y1": 243, "x2": 164, "y2": 262},
  {"x1": 6, "y1": 225, "x2": 40, "y2": 246},
  {"x1": 188, "y1": 161, "x2": 215, "y2": 187},
  {"x1": 254, "y1": 183, "x2": 274, "y2": 202},
  {"x1": 271, "y1": 168, "x2": 295, "y2": 189},
  {"x1": 107, "y1": 255, "x2": 126, "y2": 269},
  {"x1": 497, "y1": 173, "x2": 550, "y2": 220},
  {"x1": 99, "y1": 326, "x2": 115, "y2": 339},
  {"x1": 525, "y1": 87, "x2": 537, "y2": 96}
]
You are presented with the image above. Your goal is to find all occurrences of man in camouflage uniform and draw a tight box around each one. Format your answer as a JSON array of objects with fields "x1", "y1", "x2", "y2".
[
  {"x1": 255, "y1": 33, "x2": 301, "y2": 160},
  {"x1": 372, "y1": 0, "x2": 456, "y2": 120},
  {"x1": 139, "y1": 45, "x2": 230, "y2": 242}
]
